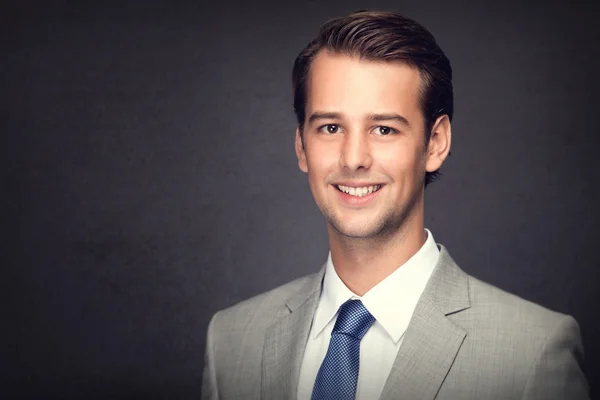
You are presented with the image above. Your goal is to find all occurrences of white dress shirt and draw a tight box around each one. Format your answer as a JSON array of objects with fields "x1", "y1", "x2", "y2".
[{"x1": 297, "y1": 229, "x2": 440, "y2": 400}]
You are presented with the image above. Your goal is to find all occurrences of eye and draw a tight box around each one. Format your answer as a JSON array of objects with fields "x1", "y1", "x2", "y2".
[
  {"x1": 319, "y1": 124, "x2": 340, "y2": 134},
  {"x1": 374, "y1": 126, "x2": 395, "y2": 135}
]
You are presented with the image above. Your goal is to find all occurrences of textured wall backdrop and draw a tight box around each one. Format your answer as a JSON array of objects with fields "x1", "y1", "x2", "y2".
[{"x1": 3, "y1": 0, "x2": 599, "y2": 398}]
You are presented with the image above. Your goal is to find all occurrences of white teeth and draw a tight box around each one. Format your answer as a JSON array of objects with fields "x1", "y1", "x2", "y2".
[{"x1": 336, "y1": 184, "x2": 381, "y2": 197}]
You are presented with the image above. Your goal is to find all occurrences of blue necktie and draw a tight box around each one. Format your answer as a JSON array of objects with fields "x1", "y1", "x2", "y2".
[{"x1": 312, "y1": 299, "x2": 375, "y2": 400}]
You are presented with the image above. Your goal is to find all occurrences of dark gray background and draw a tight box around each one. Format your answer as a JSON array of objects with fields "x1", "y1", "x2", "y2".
[{"x1": 3, "y1": 0, "x2": 599, "y2": 398}]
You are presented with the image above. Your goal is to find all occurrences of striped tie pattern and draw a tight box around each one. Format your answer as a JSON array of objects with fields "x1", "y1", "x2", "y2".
[{"x1": 311, "y1": 299, "x2": 375, "y2": 400}]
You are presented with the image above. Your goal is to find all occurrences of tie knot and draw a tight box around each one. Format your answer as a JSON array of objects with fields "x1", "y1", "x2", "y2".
[{"x1": 332, "y1": 299, "x2": 375, "y2": 340}]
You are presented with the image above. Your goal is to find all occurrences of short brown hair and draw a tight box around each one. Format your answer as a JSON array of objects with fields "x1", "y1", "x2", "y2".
[{"x1": 292, "y1": 10, "x2": 453, "y2": 186}]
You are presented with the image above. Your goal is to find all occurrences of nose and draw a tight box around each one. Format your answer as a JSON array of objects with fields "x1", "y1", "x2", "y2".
[{"x1": 339, "y1": 130, "x2": 373, "y2": 171}]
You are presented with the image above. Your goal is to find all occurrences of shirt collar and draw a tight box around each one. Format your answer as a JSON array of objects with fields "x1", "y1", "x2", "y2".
[{"x1": 312, "y1": 228, "x2": 440, "y2": 342}]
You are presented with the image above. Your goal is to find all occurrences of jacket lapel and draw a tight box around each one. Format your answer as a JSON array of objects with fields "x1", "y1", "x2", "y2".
[
  {"x1": 380, "y1": 245, "x2": 471, "y2": 400},
  {"x1": 261, "y1": 267, "x2": 325, "y2": 400}
]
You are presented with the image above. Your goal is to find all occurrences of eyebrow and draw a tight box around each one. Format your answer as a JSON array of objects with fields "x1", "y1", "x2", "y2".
[
  {"x1": 367, "y1": 113, "x2": 411, "y2": 127},
  {"x1": 307, "y1": 112, "x2": 342, "y2": 125},
  {"x1": 307, "y1": 111, "x2": 411, "y2": 128}
]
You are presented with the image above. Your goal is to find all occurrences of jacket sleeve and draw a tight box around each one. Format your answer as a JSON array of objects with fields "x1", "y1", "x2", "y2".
[
  {"x1": 202, "y1": 313, "x2": 220, "y2": 400},
  {"x1": 521, "y1": 314, "x2": 590, "y2": 399}
]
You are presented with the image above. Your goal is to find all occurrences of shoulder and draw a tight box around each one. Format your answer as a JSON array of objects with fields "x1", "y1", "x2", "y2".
[
  {"x1": 466, "y1": 274, "x2": 568, "y2": 328},
  {"x1": 456, "y1": 275, "x2": 588, "y2": 396},
  {"x1": 202, "y1": 271, "x2": 323, "y2": 397},
  {"x1": 457, "y1": 273, "x2": 583, "y2": 367},
  {"x1": 209, "y1": 272, "x2": 319, "y2": 333},
  {"x1": 434, "y1": 246, "x2": 571, "y2": 331}
]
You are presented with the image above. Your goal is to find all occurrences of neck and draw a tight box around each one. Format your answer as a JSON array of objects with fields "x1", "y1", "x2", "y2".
[{"x1": 328, "y1": 201, "x2": 427, "y2": 296}]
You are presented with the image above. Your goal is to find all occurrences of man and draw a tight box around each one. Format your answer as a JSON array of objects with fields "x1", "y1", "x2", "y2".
[{"x1": 202, "y1": 10, "x2": 589, "y2": 400}]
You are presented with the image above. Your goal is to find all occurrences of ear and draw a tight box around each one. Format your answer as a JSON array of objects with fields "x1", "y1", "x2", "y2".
[
  {"x1": 425, "y1": 114, "x2": 452, "y2": 173},
  {"x1": 295, "y1": 127, "x2": 308, "y2": 173}
]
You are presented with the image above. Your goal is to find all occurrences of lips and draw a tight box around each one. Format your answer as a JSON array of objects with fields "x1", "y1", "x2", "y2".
[
  {"x1": 333, "y1": 183, "x2": 384, "y2": 205},
  {"x1": 335, "y1": 184, "x2": 382, "y2": 197}
]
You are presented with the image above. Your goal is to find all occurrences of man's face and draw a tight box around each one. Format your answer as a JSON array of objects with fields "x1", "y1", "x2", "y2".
[{"x1": 295, "y1": 51, "x2": 434, "y2": 239}]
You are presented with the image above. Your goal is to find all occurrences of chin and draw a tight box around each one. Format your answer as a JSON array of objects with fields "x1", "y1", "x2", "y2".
[{"x1": 329, "y1": 219, "x2": 388, "y2": 239}]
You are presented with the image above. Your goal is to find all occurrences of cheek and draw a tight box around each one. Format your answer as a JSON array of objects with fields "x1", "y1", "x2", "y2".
[
  {"x1": 377, "y1": 144, "x2": 417, "y2": 170},
  {"x1": 306, "y1": 143, "x2": 338, "y2": 175},
  {"x1": 375, "y1": 143, "x2": 426, "y2": 184}
]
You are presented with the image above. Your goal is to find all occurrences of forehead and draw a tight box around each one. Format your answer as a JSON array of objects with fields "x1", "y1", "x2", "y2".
[{"x1": 306, "y1": 51, "x2": 423, "y2": 119}]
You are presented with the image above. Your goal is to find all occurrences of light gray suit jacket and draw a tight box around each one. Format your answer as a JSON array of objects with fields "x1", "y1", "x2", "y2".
[{"x1": 202, "y1": 245, "x2": 589, "y2": 399}]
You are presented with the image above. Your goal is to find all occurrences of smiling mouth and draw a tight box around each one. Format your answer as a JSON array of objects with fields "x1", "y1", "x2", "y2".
[{"x1": 335, "y1": 184, "x2": 382, "y2": 197}]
